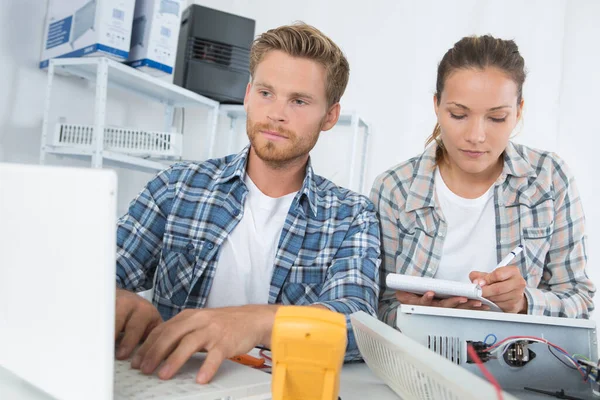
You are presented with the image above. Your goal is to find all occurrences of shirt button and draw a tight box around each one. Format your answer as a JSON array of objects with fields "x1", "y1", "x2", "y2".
[
  {"x1": 206, "y1": 242, "x2": 214, "y2": 250},
  {"x1": 233, "y1": 209, "x2": 240, "y2": 216},
  {"x1": 438, "y1": 232, "x2": 444, "y2": 237},
  {"x1": 186, "y1": 242, "x2": 194, "y2": 253}
]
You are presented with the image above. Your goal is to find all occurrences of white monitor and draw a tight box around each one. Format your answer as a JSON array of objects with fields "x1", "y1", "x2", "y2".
[
  {"x1": 0, "y1": 163, "x2": 117, "y2": 400},
  {"x1": 0, "y1": 163, "x2": 272, "y2": 400}
]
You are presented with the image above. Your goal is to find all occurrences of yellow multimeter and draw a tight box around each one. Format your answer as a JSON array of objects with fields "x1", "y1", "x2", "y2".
[{"x1": 271, "y1": 306, "x2": 347, "y2": 400}]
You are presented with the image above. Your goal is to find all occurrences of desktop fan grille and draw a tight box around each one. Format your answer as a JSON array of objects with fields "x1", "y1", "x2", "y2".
[
  {"x1": 185, "y1": 37, "x2": 250, "y2": 74},
  {"x1": 350, "y1": 312, "x2": 518, "y2": 400}
]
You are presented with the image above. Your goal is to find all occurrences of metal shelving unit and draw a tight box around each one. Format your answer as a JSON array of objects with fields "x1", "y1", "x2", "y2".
[
  {"x1": 40, "y1": 57, "x2": 220, "y2": 173},
  {"x1": 219, "y1": 104, "x2": 371, "y2": 193}
]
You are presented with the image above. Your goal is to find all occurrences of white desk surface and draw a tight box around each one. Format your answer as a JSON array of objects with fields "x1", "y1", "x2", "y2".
[{"x1": 0, "y1": 362, "x2": 399, "y2": 400}]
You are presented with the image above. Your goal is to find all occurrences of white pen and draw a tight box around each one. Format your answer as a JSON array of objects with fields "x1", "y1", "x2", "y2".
[{"x1": 496, "y1": 244, "x2": 524, "y2": 268}]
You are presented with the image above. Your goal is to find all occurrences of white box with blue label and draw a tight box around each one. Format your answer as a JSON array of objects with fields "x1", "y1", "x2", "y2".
[
  {"x1": 40, "y1": 0, "x2": 135, "y2": 69},
  {"x1": 126, "y1": 0, "x2": 183, "y2": 76}
]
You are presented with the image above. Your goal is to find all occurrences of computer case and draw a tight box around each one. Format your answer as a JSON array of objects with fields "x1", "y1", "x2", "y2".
[{"x1": 173, "y1": 5, "x2": 255, "y2": 104}]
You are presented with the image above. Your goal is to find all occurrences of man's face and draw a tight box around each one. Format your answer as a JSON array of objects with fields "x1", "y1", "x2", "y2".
[{"x1": 244, "y1": 50, "x2": 339, "y2": 165}]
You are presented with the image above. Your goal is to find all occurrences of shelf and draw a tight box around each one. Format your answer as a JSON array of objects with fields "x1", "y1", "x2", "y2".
[
  {"x1": 44, "y1": 146, "x2": 173, "y2": 174},
  {"x1": 41, "y1": 56, "x2": 221, "y2": 172},
  {"x1": 219, "y1": 105, "x2": 370, "y2": 130},
  {"x1": 50, "y1": 58, "x2": 219, "y2": 109}
]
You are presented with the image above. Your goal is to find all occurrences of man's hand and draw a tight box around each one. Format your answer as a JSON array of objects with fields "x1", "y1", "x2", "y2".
[
  {"x1": 395, "y1": 291, "x2": 490, "y2": 311},
  {"x1": 131, "y1": 305, "x2": 279, "y2": 384},
  {"x1": 115, "y1": 288, "x2": 163, "y2": 360},
  {"x1": 469, "y1": 266, "x2": 527, "y2": 313}
]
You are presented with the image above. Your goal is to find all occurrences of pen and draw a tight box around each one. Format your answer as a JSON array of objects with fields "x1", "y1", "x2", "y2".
[{"x1": 497, "y1": 244, "x2": 524, "y2": 268}]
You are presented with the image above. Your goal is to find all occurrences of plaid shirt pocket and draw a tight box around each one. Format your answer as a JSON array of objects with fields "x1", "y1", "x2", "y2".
[
  {"x1": 521, "y1": 224, "x2": 553, "y2": 283},
  {"x1": 156, "y1": 233, "x2": 204, "y2": 307},
  {"x1": 281, "y1": 265, "x2": 328, "y2": 305}
]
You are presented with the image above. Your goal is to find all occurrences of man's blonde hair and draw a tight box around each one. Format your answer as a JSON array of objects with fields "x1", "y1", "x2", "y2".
[{"x1": 249, "y1": 22, "x2": 350, "y2": 107}]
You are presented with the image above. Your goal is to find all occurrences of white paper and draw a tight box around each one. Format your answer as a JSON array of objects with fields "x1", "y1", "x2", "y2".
[{"x1": 386, "y1": 273, "x2": 503, "y2": 312}]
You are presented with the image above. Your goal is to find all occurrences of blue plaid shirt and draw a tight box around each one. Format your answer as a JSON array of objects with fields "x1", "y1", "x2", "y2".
[{"x1": 116, "y1": 145, "x2": 381, "y2": 360}]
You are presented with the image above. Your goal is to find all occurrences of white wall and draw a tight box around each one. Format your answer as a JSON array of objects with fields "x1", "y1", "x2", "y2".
[
  {"x1": 1, "y1": 1, "x2": 599, "y2": 324},
  {"x1": 557, "y1": 1, "x2": 600, "y2": 282}
]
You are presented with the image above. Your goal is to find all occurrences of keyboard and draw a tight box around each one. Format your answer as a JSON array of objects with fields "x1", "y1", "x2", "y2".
[{"x1": 114, "y1": 353, "x2": 271, "y2": 400}]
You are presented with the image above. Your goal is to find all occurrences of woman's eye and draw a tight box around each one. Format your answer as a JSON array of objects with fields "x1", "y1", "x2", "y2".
[{"x1": 450, "y1": 113, "x2": 466, "y2": 120}]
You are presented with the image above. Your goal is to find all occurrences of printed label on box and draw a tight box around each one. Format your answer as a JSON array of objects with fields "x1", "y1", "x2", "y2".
[{"x1": 46, "y1": 16, "x2": 73, "y2": 49}]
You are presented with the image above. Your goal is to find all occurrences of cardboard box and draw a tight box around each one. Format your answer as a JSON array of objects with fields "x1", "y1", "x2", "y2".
[
  {"x1": 40, "y1": 0, "x2": 135, "y2": 69},
  {"x1": 126, "y1": 0, "x2": 183, "y2": 76}
]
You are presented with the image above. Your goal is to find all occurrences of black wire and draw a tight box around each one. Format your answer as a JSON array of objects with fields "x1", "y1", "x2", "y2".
[
  {"x1": 583, "y1": 365, "x2": 594, "y2": 382},
  {"x1": 548, "y1": 345, "x2": 577, "y2": 370}
]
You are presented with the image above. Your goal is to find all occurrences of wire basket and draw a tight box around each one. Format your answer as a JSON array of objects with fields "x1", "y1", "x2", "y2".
[{"x1": 53, "y1": 123, "x2": 182, "y2": 158}]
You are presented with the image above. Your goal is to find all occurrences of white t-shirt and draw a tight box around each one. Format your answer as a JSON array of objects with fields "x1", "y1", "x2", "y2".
[
  {"x1": 433, "y1": 167, "x2": 497, "y2": 283},
  {"x1": 205, "y1": 175, "x2": 297, "y2": 308}
]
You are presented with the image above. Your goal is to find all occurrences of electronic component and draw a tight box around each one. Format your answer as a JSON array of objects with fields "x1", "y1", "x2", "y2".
[
  {"x1": 466, "y1": 341, "x2": 493, "y2": 363},
  {"x1": 395, "y1": 305, "x2": 597, "y2": 398},
  {"x1": 502, "y1": 341, "x2": 536, "y2": 367},
  {"x1": 174, "y1": 4, "x2": 255, "y2": 103}
]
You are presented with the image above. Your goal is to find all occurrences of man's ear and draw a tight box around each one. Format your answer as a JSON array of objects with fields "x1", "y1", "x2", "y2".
[{"x1": 321, "y1": 103, "x2": 341, "y2": 132}]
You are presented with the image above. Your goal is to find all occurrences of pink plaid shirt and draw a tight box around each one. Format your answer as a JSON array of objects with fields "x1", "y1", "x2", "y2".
[{"x1": 371, "y1": 141, "x2": 595, "y2": 325}]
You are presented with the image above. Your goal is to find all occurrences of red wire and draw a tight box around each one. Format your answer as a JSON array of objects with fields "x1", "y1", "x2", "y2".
[
  {"x1": 485, "y1": 336, "x2": 563, "y2": 353},
  {"x1": 482, "y1": 335, "x2": 586, "y2": 380},
  {"x1": 467, "y1": 343, "x2": 503, "y2": 400},
  {"x1": 259, "y1": 349, "x2": 272, "y2": 362}
]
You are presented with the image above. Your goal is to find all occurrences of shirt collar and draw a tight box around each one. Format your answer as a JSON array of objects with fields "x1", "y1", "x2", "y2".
[
  {"x1": 405, "y1": 144, "x2": 438, "y2": 212},
  {"x1": 216, "y1": 144, "x2": 318, "y2": 217},
  {"x1": 405, "y1": 141, "x2": 537, "y2": 212},
  {"x1": 499, "y1": 141, "x2": 537, "y2": 181},
  {"x1": 215, "y1": 145, "x2": 250, "y2": 184}
]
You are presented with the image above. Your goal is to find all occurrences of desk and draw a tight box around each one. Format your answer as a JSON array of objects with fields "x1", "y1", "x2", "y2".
[
  {"x1": 0, "y1": 363, "x2": 399, "y2": 400},
  {"x1": 339, "y1": 362, "x2": 398, "y2": 399}
]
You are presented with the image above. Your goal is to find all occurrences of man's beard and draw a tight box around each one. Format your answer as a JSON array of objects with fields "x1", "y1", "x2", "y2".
[{"x1": 246, "y1": 116, "x2": 321, "y2": 167}]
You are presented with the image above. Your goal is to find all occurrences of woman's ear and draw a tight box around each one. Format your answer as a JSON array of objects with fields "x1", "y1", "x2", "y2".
[{"x1": 516, "y1": 98, "x2": 524, "y2": 121}]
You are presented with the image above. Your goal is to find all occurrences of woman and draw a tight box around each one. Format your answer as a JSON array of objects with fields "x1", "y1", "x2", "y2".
[{"x1": 371, "y1": 35, "x2": 594, "y2": 326}]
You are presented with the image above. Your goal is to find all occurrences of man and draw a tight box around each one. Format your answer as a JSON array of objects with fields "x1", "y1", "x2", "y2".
[{"x1": 114, "y1": 22, "x2": 380, "y2": 383}]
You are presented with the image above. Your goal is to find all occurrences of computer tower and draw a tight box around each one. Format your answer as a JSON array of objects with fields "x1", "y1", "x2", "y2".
[
  {"x1": 394, "y1": 305, "x2": 598, "y2": 399},
  {"x1": 173, "y1": 5, "x2": 255, "y2": 104}
]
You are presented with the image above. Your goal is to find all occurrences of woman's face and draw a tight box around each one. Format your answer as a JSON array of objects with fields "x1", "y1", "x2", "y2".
[{"x1": 435, "y1": 67, "x2": 523, "y2": 178}]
